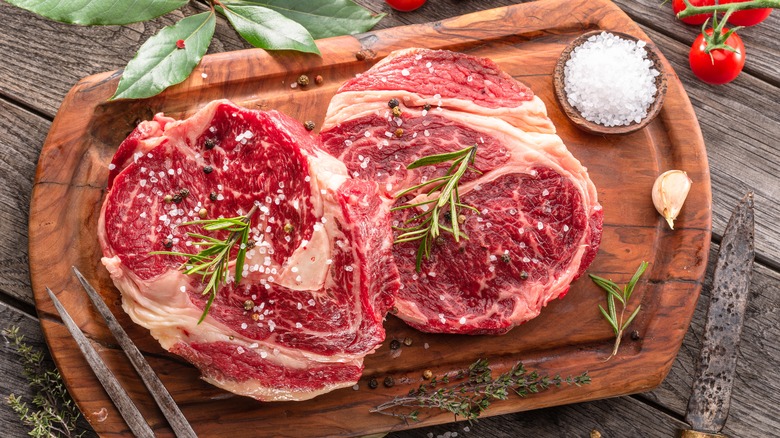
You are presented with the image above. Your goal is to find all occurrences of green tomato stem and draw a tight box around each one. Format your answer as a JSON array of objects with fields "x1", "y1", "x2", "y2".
[{"x1": 678, "y1": 0, "x2": 779, "y2": 19}]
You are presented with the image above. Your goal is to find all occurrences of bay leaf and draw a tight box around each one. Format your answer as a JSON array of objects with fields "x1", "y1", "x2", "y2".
[
  {"x1": 224, "y1": 0, "x2": 384, "y2": 39},
  {"x1": 220, "y1": 4, "x2": 319, "y2": 54},
  {"x1": 111, "y1": 11, "x2": 216, "y2": 100}
]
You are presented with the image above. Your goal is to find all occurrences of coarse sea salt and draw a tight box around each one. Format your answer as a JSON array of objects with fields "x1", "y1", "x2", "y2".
[{"x1": 563, "y1": 32, "x2": 659, "y2": 127}]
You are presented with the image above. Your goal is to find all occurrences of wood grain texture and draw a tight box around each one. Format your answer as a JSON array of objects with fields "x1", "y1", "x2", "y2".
[
  {"x1": 0, "y1": 99, "x2": 50, "y2": 306},
  {"x1": 614, "y1": 0, "x2": 780, "y2": 86},
  {"x1": 642, "y1": 243, "x2": 780, "y2": 438},
  {"x1": 0, "y1": 301, "x2": 93, "y2": 438},
  {"x1": 25, "y1": 1, "x2": 711, "y2": 436},
  {"x1": 0, "y1": 1, "x2": 250, "y2": 118},
  {"x1": 611, "y1": 0, "x2": 780, "y2": 267}
]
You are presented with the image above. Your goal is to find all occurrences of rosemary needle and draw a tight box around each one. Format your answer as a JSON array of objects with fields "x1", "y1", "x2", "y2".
[{"x1": 152, "y1": 204, "x2": 258, "y2": 323}]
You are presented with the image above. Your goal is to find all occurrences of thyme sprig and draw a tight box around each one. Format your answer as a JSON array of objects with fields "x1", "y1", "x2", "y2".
[
  {"x1": 392, "y1": 145, "x2": 480, "y2": 271},
  {"x1": 371, "y1": 358, "x2": 591, "y2": 422},
  {"x1": 589, "y1": 261, "x2": 649, "y2": 360},
  {"x1": 3, "y1": 326, "x2": 85, "y2": 438},
  {"x1": 152, "y1": 205, "x2": 257, "y2": 323}
]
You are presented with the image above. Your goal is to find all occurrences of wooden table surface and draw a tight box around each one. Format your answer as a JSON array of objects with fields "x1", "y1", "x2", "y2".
[{"x1": 1, "y1": 1, "x2": 778, "y2": 437}]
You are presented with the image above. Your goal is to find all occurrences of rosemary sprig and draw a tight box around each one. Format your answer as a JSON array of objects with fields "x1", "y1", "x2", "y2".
[
  {"x1": 3, "y1": 325, "x2": 85, "y2": 438},
  {"x1": 589, "y1": 261, "x2": 649, "y2": 360},
  {"x1": 371, "y1": 358, "x2": 590, "y2": 422},
  {"x1": 152, "y1": 204, "x2": 257, "y2": 323},
  {"x1": 392, "y1": 144, "x2": 480, "y2": 271}
]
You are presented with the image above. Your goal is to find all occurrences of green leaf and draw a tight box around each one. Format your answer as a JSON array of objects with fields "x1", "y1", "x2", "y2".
[
  {"x1": 625, "y1": 261, "x2": 649, "y2": 300},
  {"x1": 219, "y1": 4, "x2": 320, "y2": 54},
  {"x1": 6, "y1": 0, "x2": 187, "y2": 25},
  {"x1": 234, "y1": 227, "x2": 249, "y2": 283},
  {"x1": 590, "y1": 275, "x2": 625, "y2": 305},
  {"x1": 111, "y1": 11, "x2": 216, "y2": 100},
  {"x1": 224, "y1": 0, "x2": 383, "y2": 39},
  {"x1": 622, "y1": 305, "x2": 642, "y2": 331},
  {"x1": 406, "y1": 146, "x2": 474, "y2": 169},
  {"x1": 598, "y1": 305, "x2": 617, "y2": 334}
]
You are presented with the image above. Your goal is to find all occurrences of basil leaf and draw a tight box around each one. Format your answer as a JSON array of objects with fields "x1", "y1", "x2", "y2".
[
  {"x1": 223, "y1": 0, "x2": 383, "y2": 39},
  {"x1": 6, "y1": 0, "x2": 187, "y2": 25},
  {"x1": 111, "y1": 12, "x2": 216, "y2": 100},
  {"x1": 220, "y1": 4, "x2": 319, "y2": 54}
]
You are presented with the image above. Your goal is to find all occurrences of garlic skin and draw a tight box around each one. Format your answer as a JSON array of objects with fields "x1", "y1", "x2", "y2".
[{"x1": 652, "y1": 170, "x2": 692, "y2": 230}]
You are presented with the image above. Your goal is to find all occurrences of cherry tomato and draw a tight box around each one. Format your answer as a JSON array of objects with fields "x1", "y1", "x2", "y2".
[
  {"x1": 720, "y1": 0, "x2": 773, "y2": 26},
  {"x1": 672, "y1": 0, "x2": 715, "y2": 25},
  {"x1": 689, "y1": 28, "x2": 746, "y2": 85},
  {"x1": 385, "y1": 0, "x2": 426, "y2": 12}
]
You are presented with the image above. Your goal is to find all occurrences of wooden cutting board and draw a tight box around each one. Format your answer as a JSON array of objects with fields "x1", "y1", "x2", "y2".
[{"x1": 28, "y1": 0, "x2": 711, "y2": 436}]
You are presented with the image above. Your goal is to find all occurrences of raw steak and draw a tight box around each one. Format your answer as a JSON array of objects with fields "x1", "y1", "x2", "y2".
[
  {"x1": 98, "y1": 100, "x2": 398, "y2": 401},
  {"x1": 320, "y1": 48, "x2": 602, "y2": 335}
]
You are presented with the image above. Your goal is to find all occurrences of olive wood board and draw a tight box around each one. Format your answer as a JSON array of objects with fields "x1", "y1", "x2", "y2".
[{"x1": 28, "y1": 0, "x2": 711, "y2": 436}]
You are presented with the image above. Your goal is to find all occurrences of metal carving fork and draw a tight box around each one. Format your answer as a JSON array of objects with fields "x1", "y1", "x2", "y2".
[{"x1": 46, "y1": 266, "x2": 197, "y2": 438}]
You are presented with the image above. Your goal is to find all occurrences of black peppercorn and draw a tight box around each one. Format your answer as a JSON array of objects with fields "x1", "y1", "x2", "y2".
[
  {"x1": 204, "y1": 138, "x2": 216, "y2": 150},
  {"x1": 203, "y1": 165, "x2": 213, "y2": 174},
  {"x1": 389, "y1": 339, "x2": 401, "y2": 350},
  {"x1": 501, "y1": 254, "x2": 511, "y2": 263},
  {"x1": 209, "y1": 192, "x2": 218, "y2": 201},
  {"x1": 163, "y1": 238, "x2": 173, "y2": 249},
  {"x1": 631, "y1": 330, "x2": 641, "y2": 341},
  {"x1": 383, "y1": 376, "x2": 394, "y2": 388},
  {"x1": 520, "y1": 271, "x2": 529, "y2": 280},
  {"x1": 423, "y1": 103, "x2": 432, "y2": 111},
  {"x1": 172, "y1": 194, "x2": 183, "y2": 204},
  {"x1": 388, "y1": 98, "x2": 400, "y2": 108},
  {"x1": 304, "y1": 120, "x2": 315, "y2": 131},
  {"x1": 179, "y1": 188, "x2": 190, "y2": 198},
  {"x1": 368, "y1": 378, "x2": 378, "y2": 389}
]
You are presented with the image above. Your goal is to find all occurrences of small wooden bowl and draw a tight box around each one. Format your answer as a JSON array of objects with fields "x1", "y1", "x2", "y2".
[{"x1": 553, "y1": 30, "x2": 668, "y2": 135}]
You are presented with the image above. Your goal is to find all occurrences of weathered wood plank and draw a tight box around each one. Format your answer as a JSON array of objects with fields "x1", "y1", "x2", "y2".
[
  {"x1": 642, "y1": 242, "x2": 780, "y2": 437},
  {"x1": 0, "y1": 301, "x2": 93, "y2": 437},
  {"x1": 615, "y1": 0, "x2": 780, "y2": 85},
  {"x1": 0, "y1": 98, "x2": 50, "y2": 306},
  {"x1": 388, "y1": 394, "x2": 687, "y2": 438},
  {"x1": 0, "y1": 2, "x2": 250, "y2": 119},
  {"x1": 635, "y1": 27, "x2": 780, "y2": 262}
]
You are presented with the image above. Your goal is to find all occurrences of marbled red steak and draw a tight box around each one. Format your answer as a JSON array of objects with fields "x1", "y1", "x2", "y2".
[
  {"x1": 98, "y1": 100, "x2": 398, "y2": 401},
  {"x1": 320, "y1": 48, "x2": 603, "y2": 335}
]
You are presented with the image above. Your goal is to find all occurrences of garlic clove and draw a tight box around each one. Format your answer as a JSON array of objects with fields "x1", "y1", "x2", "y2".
[{"x1": 652, "y1": 170, "x2": 692, "y2": 230}]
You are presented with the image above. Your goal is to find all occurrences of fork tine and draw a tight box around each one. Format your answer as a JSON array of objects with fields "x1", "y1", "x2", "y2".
[
  {"x1": 72, "y1": 267, "x2": 197, "y2": 438},
  {"x1": 47, "y1": 287, "x2": 156, "y2": 438}
]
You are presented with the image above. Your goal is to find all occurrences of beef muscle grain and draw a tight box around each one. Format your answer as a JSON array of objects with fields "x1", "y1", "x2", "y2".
[
  {"x1": 99, "y1": 100, "x2": 399, "y2": 401},
  {"x1": 320, "y1": 48, "x2": 603, "y2": 335}
]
